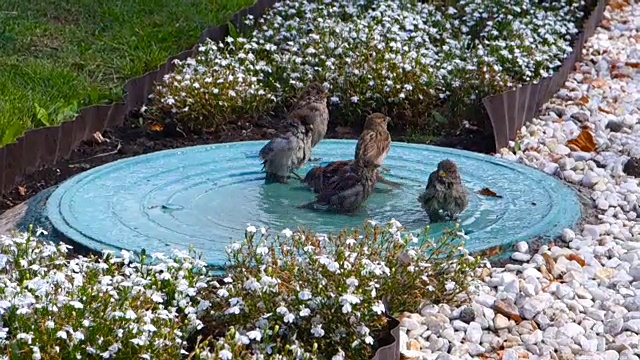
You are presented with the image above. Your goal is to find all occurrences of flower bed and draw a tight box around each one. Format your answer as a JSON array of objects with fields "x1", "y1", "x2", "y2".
[
  {"x1": 0, "y1": 222, "x2": 481, "y2": 359},
  {"x1": 146, "y1": 0, "x2": 587, "y2": 136}
]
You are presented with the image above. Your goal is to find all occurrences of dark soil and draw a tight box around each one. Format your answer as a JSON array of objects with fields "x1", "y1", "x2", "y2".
[{"x1": 0, "y1": 111, "x2": 495, "y2": 214}]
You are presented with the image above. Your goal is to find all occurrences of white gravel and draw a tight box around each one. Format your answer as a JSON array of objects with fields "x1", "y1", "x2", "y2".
[{"x1": 399, "y1": 2, "x2": 640, "y2": 359}]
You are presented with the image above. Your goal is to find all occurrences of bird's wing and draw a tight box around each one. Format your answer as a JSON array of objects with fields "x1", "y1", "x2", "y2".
[
  {"x1": 425, "y1": 170, "x2": 438, "y2": 190},
  {"x1": 259, "y1": 133, "x2": 297, "y2": 161},
  {"x1": 303, "y1": 160, "x2": 351, "y2": 191},
  {"x1": 317, "y1": 166, "x2": 361, "y2": 202}
]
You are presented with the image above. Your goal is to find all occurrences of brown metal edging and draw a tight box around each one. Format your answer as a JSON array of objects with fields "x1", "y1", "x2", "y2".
[{"x1": 483, "y1": 0, "x2": 607, "y2": 151}]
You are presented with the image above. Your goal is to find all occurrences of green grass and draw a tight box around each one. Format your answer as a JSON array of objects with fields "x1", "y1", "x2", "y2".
[{"x1": 0, "y1": 0, "x2": 253, "y2": 145}]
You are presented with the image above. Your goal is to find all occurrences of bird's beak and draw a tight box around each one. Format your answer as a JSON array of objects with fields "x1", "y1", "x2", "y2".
[{"x1": 439, "y1": 171, "x2": 446, "y2": 177}]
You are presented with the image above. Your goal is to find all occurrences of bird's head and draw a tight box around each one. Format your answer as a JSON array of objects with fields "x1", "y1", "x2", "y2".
[
  {"x1": 436, "y1": 159, "x2": 460, "y2": 181},
  {"x1": 300, "y1": 82, "x2": 329, "y2": 101},
  {"x1": 363, "y1": 113, "x2": 390, "y2": 131}
]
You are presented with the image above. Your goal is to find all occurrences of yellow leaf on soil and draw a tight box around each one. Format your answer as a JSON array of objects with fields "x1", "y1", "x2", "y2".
[{"x1": 148, "y1": 123, "x2": 164, "y2": 132}]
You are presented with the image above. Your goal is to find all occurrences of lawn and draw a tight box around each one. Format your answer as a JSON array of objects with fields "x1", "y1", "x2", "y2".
[{"x1": 0, "y1": 0, "x2": 253, "y2": 146}]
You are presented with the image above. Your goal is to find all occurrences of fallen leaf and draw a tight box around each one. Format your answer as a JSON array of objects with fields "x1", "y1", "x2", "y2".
[
  {"x1": 566, "y1": 253, "x2": 586, "y2": 267},
  {"x1": 612, "y1": 71, "x2": 631, "y2": 79},
  {"x1": 566, "y1": 127, "x2": 596, "y2": 152},
  {"x1": 591, "y1": 77, "x2": 608, "y2": 88},
  {"x1": 541, "y1": 252, "x2": 556, "y2": 279},
  {"x1": 480, "y1": 246, "x2": 502, "y2": 257},
  {"x1": 626, "y1": 61, "x2": 640, "y2": 69},
  {"x1": 148, "y1": 123, "x2": 164, "y2": 132},
  {"x1": 598, "y1": 106, "x2": 614, "y2": 115},
  {"x1": 540, "y1": 265, "x2": 554, "y2": 281},
  {"x1": 493, "y1": 299, "x2": 522, "y2": 323},
  {"x1": 407, "y1": 339, "x2": 421, "y2": 351},
  {"x1": 17, "y1": 185, "x2": 26, "y2": 196},
  {"x1": 576, "y1": 95, "x2": 590, "y2": 105},
  {"x1": 609, "y1": 0, "x2": 629, "y2": 10},
  {"x1": 476, "y1": 187, "x2": 503, "y2": 198}
]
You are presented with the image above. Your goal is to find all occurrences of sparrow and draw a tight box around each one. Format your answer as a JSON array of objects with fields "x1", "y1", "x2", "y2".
[
  {"x1": 298, "y1": 113, "x2": 393, "y2": 213},
  {"x1": 354, "y1": 113, "x2": 392, "y2": 168},
  {"x1": 259, "y1": 111, "x2": 316, "y2": 184},
  {"x1": 299, "y1": 159, "x2": 378, "y2": 214},
  {"x1": 418, "y1": 159, "x2": 468, "y2": 222},
  {"x1": 288, "y1": 82, "x2": 330, "y2": 149}
]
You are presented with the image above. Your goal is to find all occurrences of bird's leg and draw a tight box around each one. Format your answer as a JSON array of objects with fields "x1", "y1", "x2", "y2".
[
  {"x1": 376, "y1": 175, "x2": 402, "y2": 189},
  {"x1": 289, "y1": 170, "x2": 305, "y2": 181}
]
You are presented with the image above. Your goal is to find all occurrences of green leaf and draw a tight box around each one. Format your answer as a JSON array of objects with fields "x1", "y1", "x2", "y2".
[
  {"x1": 514, "y1": 140, "x2": 522, "y2": 153},
  {"x1": 1, "y1": 121, "x2": 25, "y2": 145},
  {"x1": 432, "y1": 111, "x2": 447, "y2": 124},
  {"x1": 34, "y1": 103, "x2": 50, "y2": 126},
  {"x1": 227, "y1": 21, "x2": 238, "y2": 39}
]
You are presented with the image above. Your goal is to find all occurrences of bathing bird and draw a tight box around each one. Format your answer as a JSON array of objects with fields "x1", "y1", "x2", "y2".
[
  {"x1": 418, "y1": 159, "x2": 468, "y2": 222},
  {"x1": 259, "y1": 82, "x2": 329, "y2": 183},
  {"x1": 302, "y1": 112, "x2": 400, "y2": 192},
  {"x1": 298, "y1": 113, "x2": 391, "y2": 213}
]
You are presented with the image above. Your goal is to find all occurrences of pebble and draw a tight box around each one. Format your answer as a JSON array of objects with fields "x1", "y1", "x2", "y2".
[{"x1": 397, "y1": 3, "x2": 640, "y2": 359}]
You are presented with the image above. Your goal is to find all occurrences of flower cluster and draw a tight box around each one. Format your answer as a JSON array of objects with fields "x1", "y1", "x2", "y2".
[
  {"x1": 0, "y1": 227, "x2": 210, "y2": 359},
  {"x1": 147, "y1": 0, "x2": 585, "y2": 132},
  {"x1": 195, "y1": 220, "x2": 482, "y2": 359}
]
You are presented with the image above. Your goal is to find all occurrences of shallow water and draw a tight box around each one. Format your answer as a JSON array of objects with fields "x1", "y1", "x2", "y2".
[{"x1": 47, "y1": 140, "x2": 581, "y2": 266}]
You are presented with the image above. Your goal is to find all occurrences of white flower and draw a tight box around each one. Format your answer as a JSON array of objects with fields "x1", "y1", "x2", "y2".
[
  {"x1": 69, "y1": 301, "x2": 83, "y2": 309},
  {"x1": 332, "y1": 350, "x2": 345, "y2": 360},
  {"x1": 225, "y1": 306, "x2": 241, "y2": 315},
  {"x1": 219, "y1": 350, "x2": 233, "y2": 360},
  {"x1": 256, "y1": 246, "x2": 269, "y2": 256},
  {"x1": 284, "y1": 313, "x2": 295, "y2": 323},
  {"x1": 281, "y1": 228, "x2": 293, "y2": 238},
  {"x1": 35, "y1": 227, "x2": 48, "y2": 237},
  {"x1": 346, "y1": 277, "x2": 359, "y2": 288},
  {"x1": 276, "y1": 306, "x2": 289, "y2": 315},
  {"x1": 372, "y1": 301, "x2": 386, "y2": 314},
  {"x1": 246, "y1": 330, "x2": 262, "y2": 341},
  {"x1": 246, "y1": 225, "x2": 257, "y2": 234},
  {"x1": 298, "y1": 290, "x2": 312, "y2": 301},
  {"x1": 311, "y1": 324, "x2": 325, "y2": 337},
  {"x1": 445, "y1": 281, "x2": 456, "y2": 291}
]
